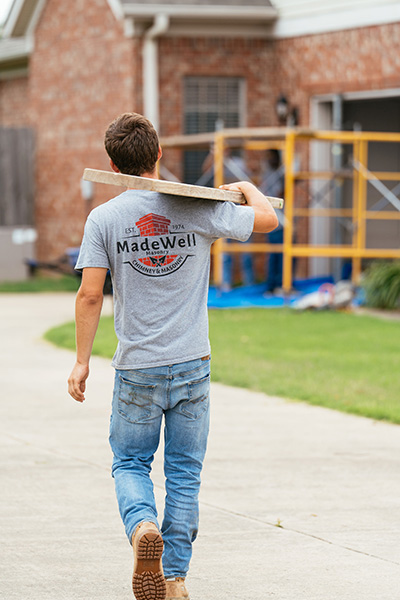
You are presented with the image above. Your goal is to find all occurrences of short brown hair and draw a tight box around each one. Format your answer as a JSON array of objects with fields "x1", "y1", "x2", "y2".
[{"x1": 104, "y1": 113, "x2": 159, "y2": 176}]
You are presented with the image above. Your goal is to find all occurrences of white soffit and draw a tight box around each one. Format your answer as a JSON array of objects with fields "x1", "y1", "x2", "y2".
[
  {"x1": 165, "y1": 21, "x2": 274, "y2": 37},
  {"x1": 0, "y1": 36, "x2": 32, "y2": 60},
  {"x1": 270, "y1": 0, "x2": 400, "y2": 38},
  {"x1": 123, "y1": 4, "x2": 277, "y2": 20},
  {"x1": 106, "y1": 0, "x2": 124, "y2": 21},
  {"x1": 2, "y1": 0, "x2": 26, "y2": 37}
]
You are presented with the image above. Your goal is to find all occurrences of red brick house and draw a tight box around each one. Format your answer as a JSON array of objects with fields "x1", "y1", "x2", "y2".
[{"x1": 1, "y1": 0, "x2": 400, "y2": 277}]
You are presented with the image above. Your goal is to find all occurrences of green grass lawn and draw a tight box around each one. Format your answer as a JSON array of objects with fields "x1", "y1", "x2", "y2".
[
  {"x1": 0, "y1": 275, "x2": 80, "y2": 293},
  {"x1": 45, "y1": 308, "x2": 400, "y2": 424}
]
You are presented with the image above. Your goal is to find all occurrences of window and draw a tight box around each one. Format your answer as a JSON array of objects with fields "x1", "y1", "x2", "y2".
[{"x1": 183, "y1": 76, "x2": 246, "y2": 183}]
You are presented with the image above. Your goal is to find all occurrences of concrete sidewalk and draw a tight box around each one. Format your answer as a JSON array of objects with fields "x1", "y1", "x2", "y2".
[{"x1": 0, "y1": 293, "x2": 399, "y2": 600}]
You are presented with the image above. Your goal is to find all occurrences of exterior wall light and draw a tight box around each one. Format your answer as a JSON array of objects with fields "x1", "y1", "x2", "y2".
[{"x1": 276, "y1": 94, "x2": 299, "y2": 126}]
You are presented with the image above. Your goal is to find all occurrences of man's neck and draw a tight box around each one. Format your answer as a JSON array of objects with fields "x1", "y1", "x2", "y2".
[
  {"x1": 140, "y1": 169, "x2": 158, "y2": 180},
  {"x1": 126, "y1": 168, "x2": 158, "y2": 190}
]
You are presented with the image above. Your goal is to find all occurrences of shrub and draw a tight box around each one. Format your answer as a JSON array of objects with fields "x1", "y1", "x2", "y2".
[{"x1": 362, "y1": 260, "x2": 400, "y2": 309}]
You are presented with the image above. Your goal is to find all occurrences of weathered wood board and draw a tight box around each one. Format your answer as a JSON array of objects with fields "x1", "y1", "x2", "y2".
[{"x1": 83, "y1": 168, "x2": 284, "y2": 209}]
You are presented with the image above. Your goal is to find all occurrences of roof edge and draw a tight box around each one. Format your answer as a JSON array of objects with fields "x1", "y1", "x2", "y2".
[
  {"x1": 0, "y1": 36, "x2": 33, "y2": 61},
  {"x1": 106, "y1": 0, "x2": 124, "y2": 21},
  {"x1": 2, "y1": 0, "x2": 26, "y2": 37},
  {"x1": 123, "y1": 4, "x2": 278, "y2": 21},
  {"x1": 270, "y1": 3, "x2": 400, "y2": 39},
  {"x1": 2, "y1": 0, "x2": 124, "y2": 38}
]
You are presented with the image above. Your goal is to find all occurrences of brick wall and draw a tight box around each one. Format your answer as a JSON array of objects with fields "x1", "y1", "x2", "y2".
[
  {"x1": 273, "y1": 22, "x2": 400, "y2": 128},
  {"x1": 27, "y1": 0, "x2": 139, "y2": 259}
]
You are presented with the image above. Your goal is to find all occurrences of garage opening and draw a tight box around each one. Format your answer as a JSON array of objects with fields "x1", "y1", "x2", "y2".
[{"x1": 310, "y1": 92, "x2": 400, "y2": 279}]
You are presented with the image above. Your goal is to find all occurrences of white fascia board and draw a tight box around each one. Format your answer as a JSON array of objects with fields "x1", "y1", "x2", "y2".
[
  {"x1": 123, "y1": 4, "x2": 277, "y2": 21},
  {"x1": 312, "y1": 88, "x2": 400, "y2": 103},
  {"x1": 276, "y1": 0, "x2": 393, "y2": 19},
  {"x1": 167, "y1": 21, "x2": 272, "y2": 38},
  {"x1": 2, "y1": 0, "x2": 26, "y2": 38},
  {"x1": 25, "y1": 0, "x2": 46, "y2": 36},
  {"x1": 107, "y1": 0, "x2": 124, "y2": 20},
  {"x1": 0, "y1": 36, "x2": 33, "y2": 62},
  {"x1": 271, "y1": 4, "x2": 400, "y2": 38}
]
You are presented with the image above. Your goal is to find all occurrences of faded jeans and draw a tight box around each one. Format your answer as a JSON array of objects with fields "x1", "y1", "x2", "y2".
[{"x1": 109, "y1": 357, "x2": 211, "y2": 578}]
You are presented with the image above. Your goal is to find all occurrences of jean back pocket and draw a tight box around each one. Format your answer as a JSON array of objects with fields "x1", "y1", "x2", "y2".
[
  {"x1": 117, "y1": 375, "x2": 156, "y2": 424},
  {"x1": 180, "y1": 372, "x2": 210, "y2": 420}
]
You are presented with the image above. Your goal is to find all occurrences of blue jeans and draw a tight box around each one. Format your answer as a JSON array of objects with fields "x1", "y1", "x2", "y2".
[
  {"x1": 109, "y1": 357, "x2": 211, "y2": 579},
  {"x1": 266, "y1": 228, "x2": 283, "y2": 292}
]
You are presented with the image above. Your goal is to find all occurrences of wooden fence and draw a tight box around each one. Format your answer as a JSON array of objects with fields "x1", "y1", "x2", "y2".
[{"x1": 0, "y1": 127, "x2": 35, "y2": 226}]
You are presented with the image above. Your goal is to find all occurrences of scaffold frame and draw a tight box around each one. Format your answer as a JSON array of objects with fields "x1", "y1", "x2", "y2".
[{"x1": 160, "y1": 127, "x2": 400, "y2": 292}]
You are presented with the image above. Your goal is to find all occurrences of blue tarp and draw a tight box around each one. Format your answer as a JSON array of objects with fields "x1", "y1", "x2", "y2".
[{"x1": 207, "y1": 277, "x2": 335, "y2": 309}]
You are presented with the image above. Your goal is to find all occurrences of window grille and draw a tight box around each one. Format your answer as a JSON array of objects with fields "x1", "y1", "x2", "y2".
[{"x1": 183, "y1": 76, "x2": 245, "y2": 183}]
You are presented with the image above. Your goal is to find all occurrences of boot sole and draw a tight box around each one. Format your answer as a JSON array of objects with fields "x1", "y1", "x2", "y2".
[{"x1": 132, "y1": 531, "x2": 166, "y2": 600}]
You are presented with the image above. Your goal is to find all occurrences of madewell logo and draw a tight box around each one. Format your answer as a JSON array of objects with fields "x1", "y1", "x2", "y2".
[{"x1": 117, "y1": 213, "x2": 196, "y2": 277}]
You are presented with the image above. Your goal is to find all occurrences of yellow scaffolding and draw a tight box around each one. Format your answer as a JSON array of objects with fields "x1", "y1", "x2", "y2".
[{"x1": 160, "y1": 128, "x2": 400, "y2": 291}]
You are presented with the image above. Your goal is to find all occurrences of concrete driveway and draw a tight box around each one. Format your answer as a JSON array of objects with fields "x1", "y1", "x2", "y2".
[{"x1": 0, "y1": 293, "x2": 399, "y2": 599}]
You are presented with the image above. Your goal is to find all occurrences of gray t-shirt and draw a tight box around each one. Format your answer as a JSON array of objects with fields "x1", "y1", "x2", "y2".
[{"x1": 76, "y1": 189, "x2": 254, "y2": 369}]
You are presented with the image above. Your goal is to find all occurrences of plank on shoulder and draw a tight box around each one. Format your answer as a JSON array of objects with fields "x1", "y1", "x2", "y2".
[{"x1": 83, "y1": 168, "x2": 284, "y2": 209}]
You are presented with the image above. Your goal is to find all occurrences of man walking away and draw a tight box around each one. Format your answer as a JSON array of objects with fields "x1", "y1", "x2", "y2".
[{"x1": 68, "y1": 113, "x2": 278, "y2": 599}]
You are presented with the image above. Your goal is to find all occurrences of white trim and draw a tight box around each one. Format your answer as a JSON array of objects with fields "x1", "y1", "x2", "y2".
[
  {"x1": 25, "y1": 0, "x2": 47, "y2": 36},
  {"x1": 0, "y1": 36, "x2": 33, "y2": 62},
  {"x1": 123, "y1": 4, "x2": 277, "y2": 21},
  {"x1": 274, "y1": 0, "x2": 399, "y2": 19},
  {"x1": 271, "y1": 4, "x2": 400, "y2": 38},
  {"x1": 123, "y1": 17, "x2": 135, "y2": 37},
  {"x1": 165, "y1": 21, "x2": 272, "y2": 38},
  {"x1": 2, "y1": 0, "x2": 26, "y2": 38},
  {"x1": 312, "y1": 88, "x2": 400, "y2": 105},
  {"x1": 107, "y1": 0, "x2": 124, "y2": 21},
  {"x1": 143, "y1": 14, "x2": 170, "y2": 132},
  {"x1": 126, "y1": 19, "x2": 272, "y2": 38},
  {"x1": 309, "y1": 99, "x2": 333, "y2": 276}
]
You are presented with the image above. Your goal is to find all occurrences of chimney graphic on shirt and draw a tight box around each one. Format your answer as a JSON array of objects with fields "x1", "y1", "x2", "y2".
[
  {"x1": 135, "y1": 213, "x2": 177, "y2": 267},
  {"x1": 136, "y1": 213, "x2": 171, "y2": 236}
]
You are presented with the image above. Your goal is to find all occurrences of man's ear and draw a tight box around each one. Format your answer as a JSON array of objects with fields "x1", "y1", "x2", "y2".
[
  {"x1": 110, "y1": 159, "x2": 120, "y2": 173},
  {"x1": 157, "y1": 145, "x2": 163, "y2": 161}
]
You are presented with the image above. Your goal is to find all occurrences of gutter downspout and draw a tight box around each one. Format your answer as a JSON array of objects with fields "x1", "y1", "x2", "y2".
[{"x1": 143, "y1": 14, "x2": 169, "y2": 132}]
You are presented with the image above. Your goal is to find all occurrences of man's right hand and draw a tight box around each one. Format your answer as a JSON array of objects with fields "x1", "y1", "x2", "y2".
[
  {"x1": 220, "y1": 181, "x2": 279, "y2": 233},
  {"x1": 68, "y1": 362, "x2": 90, "y2": 403}
]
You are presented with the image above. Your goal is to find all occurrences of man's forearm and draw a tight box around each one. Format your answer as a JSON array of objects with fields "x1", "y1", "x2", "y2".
[
  {"x1": 219, "y1": 181, "x2": 279, "y2": 233},
  {"x1": 75, "y1": 290, "x2": 104, "y2": 365},
  {"x1": 240, "y1": 182, "x2": 278, "y2": 232},
  {"x1": 68, "y1": 268, "x2": 107, "y2": 403}
]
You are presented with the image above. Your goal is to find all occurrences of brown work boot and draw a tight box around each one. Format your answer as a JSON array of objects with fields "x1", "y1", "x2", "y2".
[
  {"x1": 132, "y1": 522, "x2": 166, "y2": 600},
  {"x1": 165, "y1": 577, "x2": 190, "y2": 599}
]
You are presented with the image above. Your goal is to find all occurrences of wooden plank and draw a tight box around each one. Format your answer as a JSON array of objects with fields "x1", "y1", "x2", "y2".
[{"x1": 83, "y1": 168, "x2": 284, "y2": 209}]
